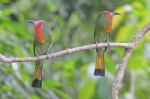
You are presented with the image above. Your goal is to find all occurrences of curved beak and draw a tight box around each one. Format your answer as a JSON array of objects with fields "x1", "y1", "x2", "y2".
[
  {"x1": 113, "y1": 12, "x2": 121, "y2": 16},
  {"x1": 27, "y1": 20, "x2": 36, "y2": 24}
]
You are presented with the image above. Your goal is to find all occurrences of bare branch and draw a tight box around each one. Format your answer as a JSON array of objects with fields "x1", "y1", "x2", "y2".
[
  {"x1": 112, "y1": 22, "x2": 150, "y2": 99},
  {"x1": 0, "y1": 43, "x2": 132, "y2": 63}
]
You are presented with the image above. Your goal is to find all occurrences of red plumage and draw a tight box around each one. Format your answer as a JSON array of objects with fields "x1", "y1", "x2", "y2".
[
  {"x1": 35, "y1": 20, "x2": 45, "y2": 43},
  {"x1": 105, "y1": 11, "x2": 113, "y2": 32}
]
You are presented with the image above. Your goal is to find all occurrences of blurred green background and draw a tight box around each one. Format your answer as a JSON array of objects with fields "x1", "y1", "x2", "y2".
[{"x1": 0, "y1": 0, "x2": 150, "y2": 99}]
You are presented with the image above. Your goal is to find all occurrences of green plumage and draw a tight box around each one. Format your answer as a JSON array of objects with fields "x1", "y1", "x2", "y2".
[
  {"x1": 94, "y1": 11, "x2": 109, "y2": 45},
  {"x1": 32, "y1": 21, "x2": 52, "y2": 88},
  {"x1": 33, "y1": 22, "x2": 52, "y2": 56},
  {"x1": 94, "y1": 11, "x2": 110, "y2": 76}
]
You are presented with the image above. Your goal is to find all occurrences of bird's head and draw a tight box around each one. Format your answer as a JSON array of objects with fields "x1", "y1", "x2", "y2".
[
  {"x1": 105, "y1": 10, "x2": 120, "y2": 17},
  {"x1": 27, "y1": 20, "x2": 44, "y2": 26}
]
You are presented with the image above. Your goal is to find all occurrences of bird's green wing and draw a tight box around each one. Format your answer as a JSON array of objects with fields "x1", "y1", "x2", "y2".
[{"x1": 94, "y1": 12, "x2": 109, "y2": 43}]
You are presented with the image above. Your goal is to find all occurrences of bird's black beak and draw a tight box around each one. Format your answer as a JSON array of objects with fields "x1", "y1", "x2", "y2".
[
  {"x1": 27, "y1": 20, "x2": 35, "y2": 24},
  {"x1": 113, "y1": 12, "x2": 121, "y2": 16}
]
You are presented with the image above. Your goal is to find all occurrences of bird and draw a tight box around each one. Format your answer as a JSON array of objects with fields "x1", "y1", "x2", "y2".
[
  {"x1": 94, "y1": 10, "x2": 120, "y2": 76},
  {"x1": 28, "y1": 20, "x2": 52, "y2": 88}
]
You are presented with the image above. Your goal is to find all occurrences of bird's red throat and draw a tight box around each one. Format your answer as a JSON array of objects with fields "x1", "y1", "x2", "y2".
[
  {"x1": 35, "y1": 23, "x2": 45, "y2": 43},
  {"x1": 105, "y1": 11, "x2": 113, "y2": 32}
]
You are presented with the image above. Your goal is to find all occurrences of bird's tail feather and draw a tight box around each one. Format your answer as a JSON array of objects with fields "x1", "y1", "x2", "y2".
[
  {"x1": 94, "y1": 52, "x2": 105, "y2": 76},
  {"x1": 31, "y1": 63, "x2": 42, "y2": 88}
]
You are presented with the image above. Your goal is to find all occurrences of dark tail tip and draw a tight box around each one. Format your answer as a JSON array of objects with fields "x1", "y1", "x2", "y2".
[
  {"x1": 94, "y1": 69, "x2": 105, "y2": 76},
  {"x1": 31, "y1": 79, "x2": 42, "y2": 88}
]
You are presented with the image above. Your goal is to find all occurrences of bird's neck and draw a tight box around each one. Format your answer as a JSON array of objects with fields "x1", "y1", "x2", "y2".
[
  {"x1": 105, "y1": 13, "x2": 113, "y2": 32},
  {"x1": 35, "y1": 24, "x2": 45, "y2": 43}
]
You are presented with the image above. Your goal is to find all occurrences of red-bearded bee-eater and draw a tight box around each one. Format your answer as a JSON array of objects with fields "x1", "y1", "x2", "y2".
[
  {"x1": 94, "y1": 11, "x2": 120, "y2": 76},
  {"x1": 28, "y1": 20, "x2": 52, "y2": 88}
]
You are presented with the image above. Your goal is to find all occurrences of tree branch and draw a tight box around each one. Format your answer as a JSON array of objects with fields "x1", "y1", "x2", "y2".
[
  {"x1": 112, "y1": 22, "x2": 150, "y2": 99},
  {"x1": 0, "y1": 43, "x2": 132, "y2": 63}
]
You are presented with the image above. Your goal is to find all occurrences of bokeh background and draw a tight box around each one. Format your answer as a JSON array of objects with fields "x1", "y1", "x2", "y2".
[{"x1": 0, "y1": 0, "x2": 150, "y2": 99}]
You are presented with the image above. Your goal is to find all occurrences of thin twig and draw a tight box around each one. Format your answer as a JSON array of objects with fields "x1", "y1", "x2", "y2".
[
  {"x1": 0, "y1": 43, "x2": 132, "y2": 63},
  {"x1": 112, "y1": 22, "x2": 150, "y2": 99}
]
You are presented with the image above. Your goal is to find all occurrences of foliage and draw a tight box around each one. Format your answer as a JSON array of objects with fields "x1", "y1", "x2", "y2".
[{"x1": 0, "y1": 0, "x2": 150, "y2": 99}]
